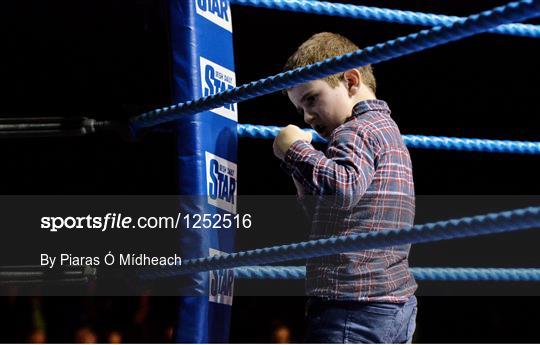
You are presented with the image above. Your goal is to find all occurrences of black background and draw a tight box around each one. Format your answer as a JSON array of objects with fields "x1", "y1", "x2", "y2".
[{"x1": 0, "y1": 0, "x2": 539, "y2": 342}]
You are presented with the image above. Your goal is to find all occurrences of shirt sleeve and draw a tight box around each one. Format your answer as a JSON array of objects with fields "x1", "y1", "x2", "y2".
[{"x1": 283, "y1": 126, "x2": 376, "y2": 209}]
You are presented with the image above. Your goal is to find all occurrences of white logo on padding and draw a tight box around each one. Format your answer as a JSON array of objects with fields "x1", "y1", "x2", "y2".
[
  {"x1": 200, "y1": 56, "x2": 237, "y2": 121},
  {"x1": 205, "y1": 151, "x2": 237, "y2": 213},
  {"x1": 195, "y1": 0, "x2": 232, "y2": 32},
  {"x1": 209, "y1": 248, "x2": 234, "y2": 305}
]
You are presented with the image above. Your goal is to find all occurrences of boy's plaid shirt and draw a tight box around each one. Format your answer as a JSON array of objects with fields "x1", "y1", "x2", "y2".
[{"x1": 282, "y1": 100, "x2": 417, "y2": 302}]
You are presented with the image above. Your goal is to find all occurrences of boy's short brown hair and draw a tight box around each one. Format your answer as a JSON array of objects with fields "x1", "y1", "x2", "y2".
[{"x1": 283, "y1": 32, "x2": 376, "y2": 93}]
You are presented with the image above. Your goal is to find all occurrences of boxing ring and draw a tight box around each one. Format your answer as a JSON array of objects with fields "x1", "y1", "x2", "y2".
[
  {"x1": 126, "y1": 0, "x2": 540, "y2": 342},
  {"x1": 1, "y1": 0, "x2": 540, "y2": 343},
  {"x1": 117, "y1": 0, "x2": 540, "y2": 342}
]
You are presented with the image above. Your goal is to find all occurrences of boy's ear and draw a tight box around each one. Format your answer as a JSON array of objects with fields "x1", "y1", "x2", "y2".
[{"x1": 343, "y1": 69, "x2": 362, "y2": 95}]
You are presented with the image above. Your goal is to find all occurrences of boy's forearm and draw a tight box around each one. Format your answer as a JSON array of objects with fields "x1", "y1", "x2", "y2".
[
  {"x1": 284, "y1": 141, "x2": 322, "y2": 194},
  {"x1": 283, "y1": 137, "x2": 375, "y2": 209}
]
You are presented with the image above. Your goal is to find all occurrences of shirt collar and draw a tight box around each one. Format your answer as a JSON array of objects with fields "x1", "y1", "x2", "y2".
[{"x1": 351, "y1": 99, "x2": 390, "y2": 118}]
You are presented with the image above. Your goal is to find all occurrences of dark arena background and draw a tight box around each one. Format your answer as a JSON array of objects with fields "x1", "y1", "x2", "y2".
[{"x1": 1, "y1": 0, "x2": 540, "y2": 343}]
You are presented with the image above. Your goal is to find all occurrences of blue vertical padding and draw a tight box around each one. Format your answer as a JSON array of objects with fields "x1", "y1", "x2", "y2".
[{"x1": 168, "y1": 0, "x2": 237, "y2": 342}]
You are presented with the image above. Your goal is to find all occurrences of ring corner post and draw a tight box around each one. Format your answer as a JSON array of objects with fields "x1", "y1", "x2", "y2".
[{"x1": 168, "y1": 0, "x2": 237, "y2": 342}]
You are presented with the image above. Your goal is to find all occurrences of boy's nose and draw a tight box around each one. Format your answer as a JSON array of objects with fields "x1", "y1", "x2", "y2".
[{"x1": 304, "y1": 112, "x2": 315, "y2": 125}]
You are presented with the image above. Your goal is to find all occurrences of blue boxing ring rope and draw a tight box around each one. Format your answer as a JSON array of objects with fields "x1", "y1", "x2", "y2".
[
  {"x1": 234, "y1": 266, "x2": 540, "y2": 282},
  {"x1": 133, "y1": 0, "x2": 540, "y2": 343},
  {"x1": 138, "y1": 206, "x2": 540, "y2": 280},
  {"x1": 229, "y1": 0, "x2": 540, "y2": 39},
  {"x1": 130, "y1": 0, "x2": 540, "y2": 129},
  {"x1": 237, "y1": 124, "x2": 540, "y2": 155}
]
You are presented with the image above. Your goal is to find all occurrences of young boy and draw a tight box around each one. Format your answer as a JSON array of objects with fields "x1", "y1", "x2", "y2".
[{"x1": 273, "y1": 33, "x2": 418, "y2": 343}]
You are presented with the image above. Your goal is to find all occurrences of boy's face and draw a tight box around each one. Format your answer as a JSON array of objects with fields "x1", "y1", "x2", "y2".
[{"x1": 287, "y1": 79, "x2": 353, "y2": 138}]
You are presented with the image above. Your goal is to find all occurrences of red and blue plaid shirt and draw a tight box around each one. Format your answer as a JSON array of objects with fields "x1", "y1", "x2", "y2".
[{"x1": 282, "y1": 100, "x2": 417, "y2": 302}]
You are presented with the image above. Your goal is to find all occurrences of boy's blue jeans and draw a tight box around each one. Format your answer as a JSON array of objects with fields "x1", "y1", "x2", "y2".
[{"x1": 305, "y1": 296, "x2": 417, "y2": 343}]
